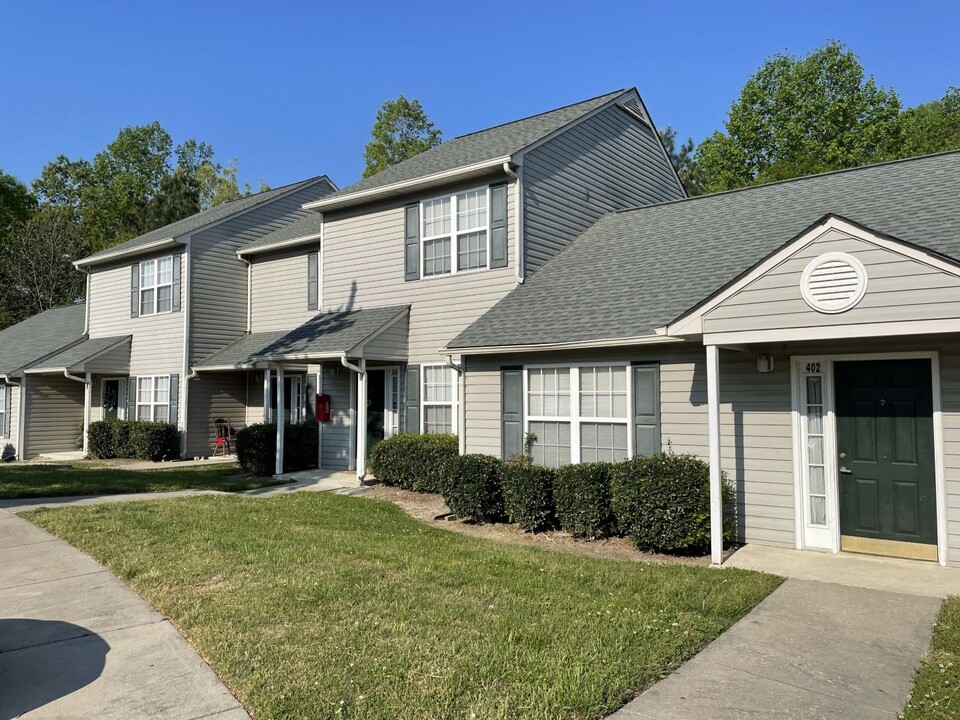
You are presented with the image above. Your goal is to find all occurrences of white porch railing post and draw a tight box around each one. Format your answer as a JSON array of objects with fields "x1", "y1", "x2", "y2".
[
  {"x1": 83, "y1": 373, "x2": 92, "y2": 457},
  {"x1": 356, "y1": 358, "x2": 368, "y2": 481},
  {"x1": 706, "y1": 344, "x2": 724, "y2": 565},
  {"x1": 262, "y1": 369, "x2": 271, "y2": 423},
  {"x1": 275, "y1": 365, "x2": 285, "y2": 476}
]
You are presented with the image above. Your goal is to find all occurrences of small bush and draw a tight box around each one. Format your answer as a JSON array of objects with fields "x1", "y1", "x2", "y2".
[
  {"x1": 369, "y1": 433, "x2": 459, "y2": 493},
  {"x1": 554, "y1": 462, "x2": 617, "y2": 539},
  {"x1": 442, "y1": 454, "x2": 504, "y2": 523},
  {"x1": 502, "y1": 461, "x2": 556, "y2": 532},
  {"x1": 236, "y1": 422, "x2": 319, "y2": 477},
  {"x1": 87, "y1": 419, "x2": 179, "y2": 461},
  {"x1": 88, "y1": 420, "x2": 117, "y2": 459},
  {"x1": 610, "y1": 452, "x2": 736, "y2": 554}
]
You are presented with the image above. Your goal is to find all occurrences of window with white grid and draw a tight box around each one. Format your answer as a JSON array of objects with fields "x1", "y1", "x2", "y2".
[
  {"x1": 0, "y1": 385, "x2": 6, "y2": 437},
  {"x1": 421, "y1": 187, "x2": 489, "y2": 276},
  {"x1": 140, "y1": 256, "x2": 174, "y2": 315},
  {"x1": 422, "y1": 365, "x2": 456, "y2": 434},
  {"x1": 136, "y1": 375, "x2": 170, "y2": 422}
]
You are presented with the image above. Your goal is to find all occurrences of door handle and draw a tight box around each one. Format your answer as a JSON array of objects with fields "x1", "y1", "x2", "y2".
[{"x1": 839, "y1": 466, "x2": 853, "y2": 475}]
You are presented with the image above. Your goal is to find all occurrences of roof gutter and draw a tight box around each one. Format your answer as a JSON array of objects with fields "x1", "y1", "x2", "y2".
[
  {"x1": 74, "y1": 237, "x2": 183, "y2": 268},
  {"x1": 302, "y1": 156, "x2": 513, "y2": 213},
  {"x1": 237, "y1": 232, "x2": 323, "y2": 258},
  {"x1": 445, "y1": 334, "x2": 686, "y2": 356}
]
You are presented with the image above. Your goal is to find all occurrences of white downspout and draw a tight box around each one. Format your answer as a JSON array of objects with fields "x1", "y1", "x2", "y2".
[
  {"x1": 706, "y1": 345, "x2": 724, "y2": 565},
  {"x1": 82, "y1": 268, "x2": 91, "y2": 334},
  {"x1": 502, "y1": 161, "x2": 524, "y2": 283},
  {"x1": 17, "y1": 376, "x2": 27, "y2": 460},
  {"x1": 241, "y1": 256, "x2": 253, "y2": 333},
  {"x1": 341, "y1": 355, "x2": 365, "y2": 482},
  {"x1": 179, "y1": 240, "x2": 192, "y2": 458},
  {"x1": 444, "y1": 355, "x2": 465, "y2": 455},
  {"x1": 63, "y1": 369, "x2": 92, "y2": 457},
  {"x1": 275, "y1": 364, "x2": 285, "y2": 476}
]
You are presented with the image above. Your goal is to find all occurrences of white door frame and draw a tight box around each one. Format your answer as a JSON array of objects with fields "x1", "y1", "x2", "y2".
[
  {"x1": 366, "y1": 365, "x2": 401, "y2": 439},
  {"x1": 790, "y1": 351, "x2": 946, "y2": 566},
  {"x1": 100, "y1": 377, "x2": 128, "y2": 421}
]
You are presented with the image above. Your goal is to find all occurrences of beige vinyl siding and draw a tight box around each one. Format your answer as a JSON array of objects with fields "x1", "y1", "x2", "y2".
[
  {"x1": 522, "y1": 102, "x2": 684, "y2": 276},
  {"x1": 361, "y1": 315, "x2": 408, "y2": 359},
  {"x1": 23, "y1": 374, "x2": 84, "y2": 458},
  {"x1": 245, "y1": 370, "x2": 267, "y2": 426},
  {"x1": 703, "y1": 229, "x2": 960, "y2": 334},
  {"x1": 320, "y1": 363, "x2": 353, "y2": 470},
  {"x1": 2, "y1": 384, "x2": 20, "y2": 458},
  {"x1": 87, "y1": 251, "x2": 185, "y2": 375},
  {"x1": 185, "y1": 372, "x2": 248, "y2": 458},
  {"x1": 191, "y1": 181, "x2": 335, "y2": 362},
  {"x1": 463, "y1": 345, "x2": 796, "y2": 548},
  {"x1": 322, "y1": 175, "x2": 517, "y2": 365},
  {"x1": 250, "y1": 245, "x2": 319, "y2": 333}
]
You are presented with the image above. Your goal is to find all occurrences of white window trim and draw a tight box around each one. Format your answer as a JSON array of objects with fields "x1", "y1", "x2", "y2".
[
  {"x1": 140, "y1": 255, "x2": 175, "y2": 316},
  {"x1": 136, "y1": 375, "x2": 171, "y2": 422},
  {"x1": 420, "y1": 364, "x2": 458, "y2": 435},
  {"x1": 523, "y1": 362, "x2": 633, "y2": 466},
  {"x1": 419, "y1": 186, "x2": 491, "y2": 279}
]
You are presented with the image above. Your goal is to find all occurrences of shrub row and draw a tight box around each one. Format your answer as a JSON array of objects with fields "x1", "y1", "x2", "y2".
[
  {"x1": 87, "y1": 419, "x2": 180, "y2": 462},
  {"x1": 368, "y1": 433, "x2": 459, "y2": 493},
  {"x1": 236, "y1": 421, "x2": 319, "y2": 476}
]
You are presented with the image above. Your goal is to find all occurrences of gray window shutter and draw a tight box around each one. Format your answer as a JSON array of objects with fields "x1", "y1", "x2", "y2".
[
  {"x1": 130, "y1": 263, "x2": 140, "y2": 318},
  {"x1": 633, "y1": 363, "x2": 661, "y2": 456},
  {"x1": 307, "y1": 252, "x2": 319, "y2": 310},
  {"x1": 404, "y1": 364, "x2": 420, "y2": 433},
  {"x1": 404, "y1": 204, "x2": 420, "y2": 281},
  {"x1": 169, "y1": 374, "x2": 180, "y2": 427},
  {"x1": 489, "y1": 183, "x2": 508, "y2": 268},
  {"x1": 304, "y1": 372, "x2": 317, "y2": 420},
  {"x1": 2, "y1": 386, "x2": 11, "y2": 438},
  {"x1": 501, "y1": 367, "x2": 523, "y2": 460},
  {"x1": 127, "y1": 377, "x2": 137, "y2": 420},
  {"x1": 172, "y1": 253, "x2": 182, "y2": 312}
]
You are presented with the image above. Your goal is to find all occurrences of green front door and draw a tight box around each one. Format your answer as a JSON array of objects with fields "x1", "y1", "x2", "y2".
[{"x1": 835, "y1": 359, "x2": 937, "y2": 558}]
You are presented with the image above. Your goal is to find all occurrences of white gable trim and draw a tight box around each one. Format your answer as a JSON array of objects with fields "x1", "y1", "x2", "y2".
[{"x1": 666, "y1": 215, "x2": 960, "y2": 337}]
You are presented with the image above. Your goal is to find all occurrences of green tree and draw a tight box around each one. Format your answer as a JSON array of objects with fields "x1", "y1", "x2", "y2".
[
  {"x1": 894, "y1": 87, "x2": 960, "y2": 158},
  {"x1": 658, "y1": 126, "x2": 703, "y2": 196},
  {"x1": 0, "y1": 206, "x2": 85, "y2": 325},
  {"x1": 138, "y1": 168, "x2": 202, "y2": 229},
  {"x1": 696, "y1": 42, "x2": 901, "y2": 192},
  {"x1": 363, "y1": 96, "x2": 442, "y2": 178},
  {"x1": 196, "y1": 158, "x2": 268, "y2": 209},
  {"x1": 0, "y1": 170, "x2": 37, "y2": 234}
]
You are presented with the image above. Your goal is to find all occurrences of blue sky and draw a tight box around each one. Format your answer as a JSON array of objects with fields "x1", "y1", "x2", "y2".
[{"x1": 2, "y1": 1, "x2": 958, "y2": 191}]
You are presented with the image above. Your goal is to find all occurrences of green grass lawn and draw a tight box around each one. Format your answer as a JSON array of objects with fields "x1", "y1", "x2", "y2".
[
  {"x1": 0, "y1": 462, "x2": 279, "y2": 498},
  {"x1": 27, "y1": 493, "x2": 781, "y2": 720},
  {"x1": 903, "y1": 597, "x2": 960, "y2": 719}
]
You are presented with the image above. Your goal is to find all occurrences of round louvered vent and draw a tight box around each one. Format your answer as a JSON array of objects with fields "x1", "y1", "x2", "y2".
[{"x1": 800, "y1": 252, "x2": 868, "y2": 314}]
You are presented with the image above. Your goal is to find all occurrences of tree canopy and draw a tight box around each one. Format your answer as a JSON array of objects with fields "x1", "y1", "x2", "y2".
[{"x1": 363, "y1": 96, "x2": 442, "y2": 178}]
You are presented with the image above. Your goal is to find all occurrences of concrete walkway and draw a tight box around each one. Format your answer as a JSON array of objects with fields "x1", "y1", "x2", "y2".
[
  {"x1": 0, "y1": 505, "x2": 251, "y2": 719},
  {"x1": 610, "y1": 578, "x2": 940, "y2": 719}
]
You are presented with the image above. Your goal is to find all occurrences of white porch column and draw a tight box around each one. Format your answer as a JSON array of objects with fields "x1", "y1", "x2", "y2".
[
  {"x1": 706, "y1": 345, "x2": 724, "y2": 565},
  {"x1": 275, "y1": 365, "x2": 285, "y2": 476},
  {"x1": 356, "y1": 358, "x2": 368, "y2": 481},
  {"x1": 262, "y1": 369, "x2": 271, "y2": 423},
  {"x1": 82, "y1": 373, "x2": 92, "y2": 457}
]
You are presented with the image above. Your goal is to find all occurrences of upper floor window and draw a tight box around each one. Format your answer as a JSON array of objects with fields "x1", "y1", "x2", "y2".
[
  {"x1": 421, "y1": 187, "x2": 489, "y2": 277},
  {"x1": 140, "y1": 256, "x2": 174, "y2": 315}
]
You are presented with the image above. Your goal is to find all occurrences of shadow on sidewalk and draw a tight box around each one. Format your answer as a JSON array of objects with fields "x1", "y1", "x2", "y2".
[{"x1": 0, "y1": 619, "x2": 108, "y2": 720}]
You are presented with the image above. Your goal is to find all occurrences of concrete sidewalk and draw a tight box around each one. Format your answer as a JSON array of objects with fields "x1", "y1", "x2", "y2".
[
  {"x1": 609, "y1": 578, "x2": 939, "y2": 720},
  {"x1": 0, "y1": 505, "x2": 251, "y2": 719}
]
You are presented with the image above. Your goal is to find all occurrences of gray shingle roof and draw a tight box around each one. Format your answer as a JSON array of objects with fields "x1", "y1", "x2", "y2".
[
  {"x1": 449, "y1": 151, "x2": 960, "y2": 349},
  {"x1": 322, "y1": 90, "x2": 628, "y2": 201},
  {"x1": 238, "y1": 211, "x2": 324, "y2": 254},
  {"x1": 196, "y1": 305, "x2": 409, "y2": 367},
  {"x1": 0, "y1": 304, "x2": 87, "y2": 375},
  {"x1": 27, "y1": 335, "x2": 130, "y2": 373},
  {"x1": 79, "y1": 175, "x2": 335, "y2": 264}
]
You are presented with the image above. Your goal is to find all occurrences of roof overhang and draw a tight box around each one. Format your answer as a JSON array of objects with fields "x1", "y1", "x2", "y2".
[
  {"x1": 75, "y1": 237, "x2": 184, "y2": 268},
  {"x1": 302, "y1": 156, "x2": 513, "y2": 213},
  {"x1": 446, "y1": 334, "x2": 686, "y2": 356},
  {"x1": 24, "y1": 336, "x2": 132, "y2": 375},
  {"x1": 237, "y1": 232, "x2": 323, "y2": 258}
]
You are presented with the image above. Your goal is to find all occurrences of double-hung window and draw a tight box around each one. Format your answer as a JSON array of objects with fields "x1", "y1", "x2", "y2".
[
  {"x1": 421, "y1": 187, "x2": 489, "y2": 277},
  {"x1": 0, "y1": 385, "x2": 6, "y2": 437},
  {"x1": 140, "y1": 256, "x2": 174, "y2": 315},
  {"x1": 526, "y1": 364, "x2": 631, "y2": 467},
  {"x1": 422, "y1": 365, "x2": 456, "y2": 434},
  {"x1": 136, "y1": 375, "x2": 170, "y2": 422}
]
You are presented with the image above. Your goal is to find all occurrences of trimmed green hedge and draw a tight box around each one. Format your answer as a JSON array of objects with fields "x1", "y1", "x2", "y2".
[
  {"x1": 235, "y1": 422, "x2": 319, "y2": 476},
  {"x1": 610, "y1": 452, "x2": 736, "y2": 553},
  {"x1": 87, "y1": 419, "x2": 180, "y2": 462},
  {"x1": 441, "y1": 454, "x2": 505, "y2": 523},
  {"x1": 369, "y1": 433, "x2": 459, "y2": 493},
  {"x1": 553, "y1": 462, "x2": 617, "y2": 539},
  {"x1": 502, "y1": 461, "x2": 556, "y2": 532}
]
